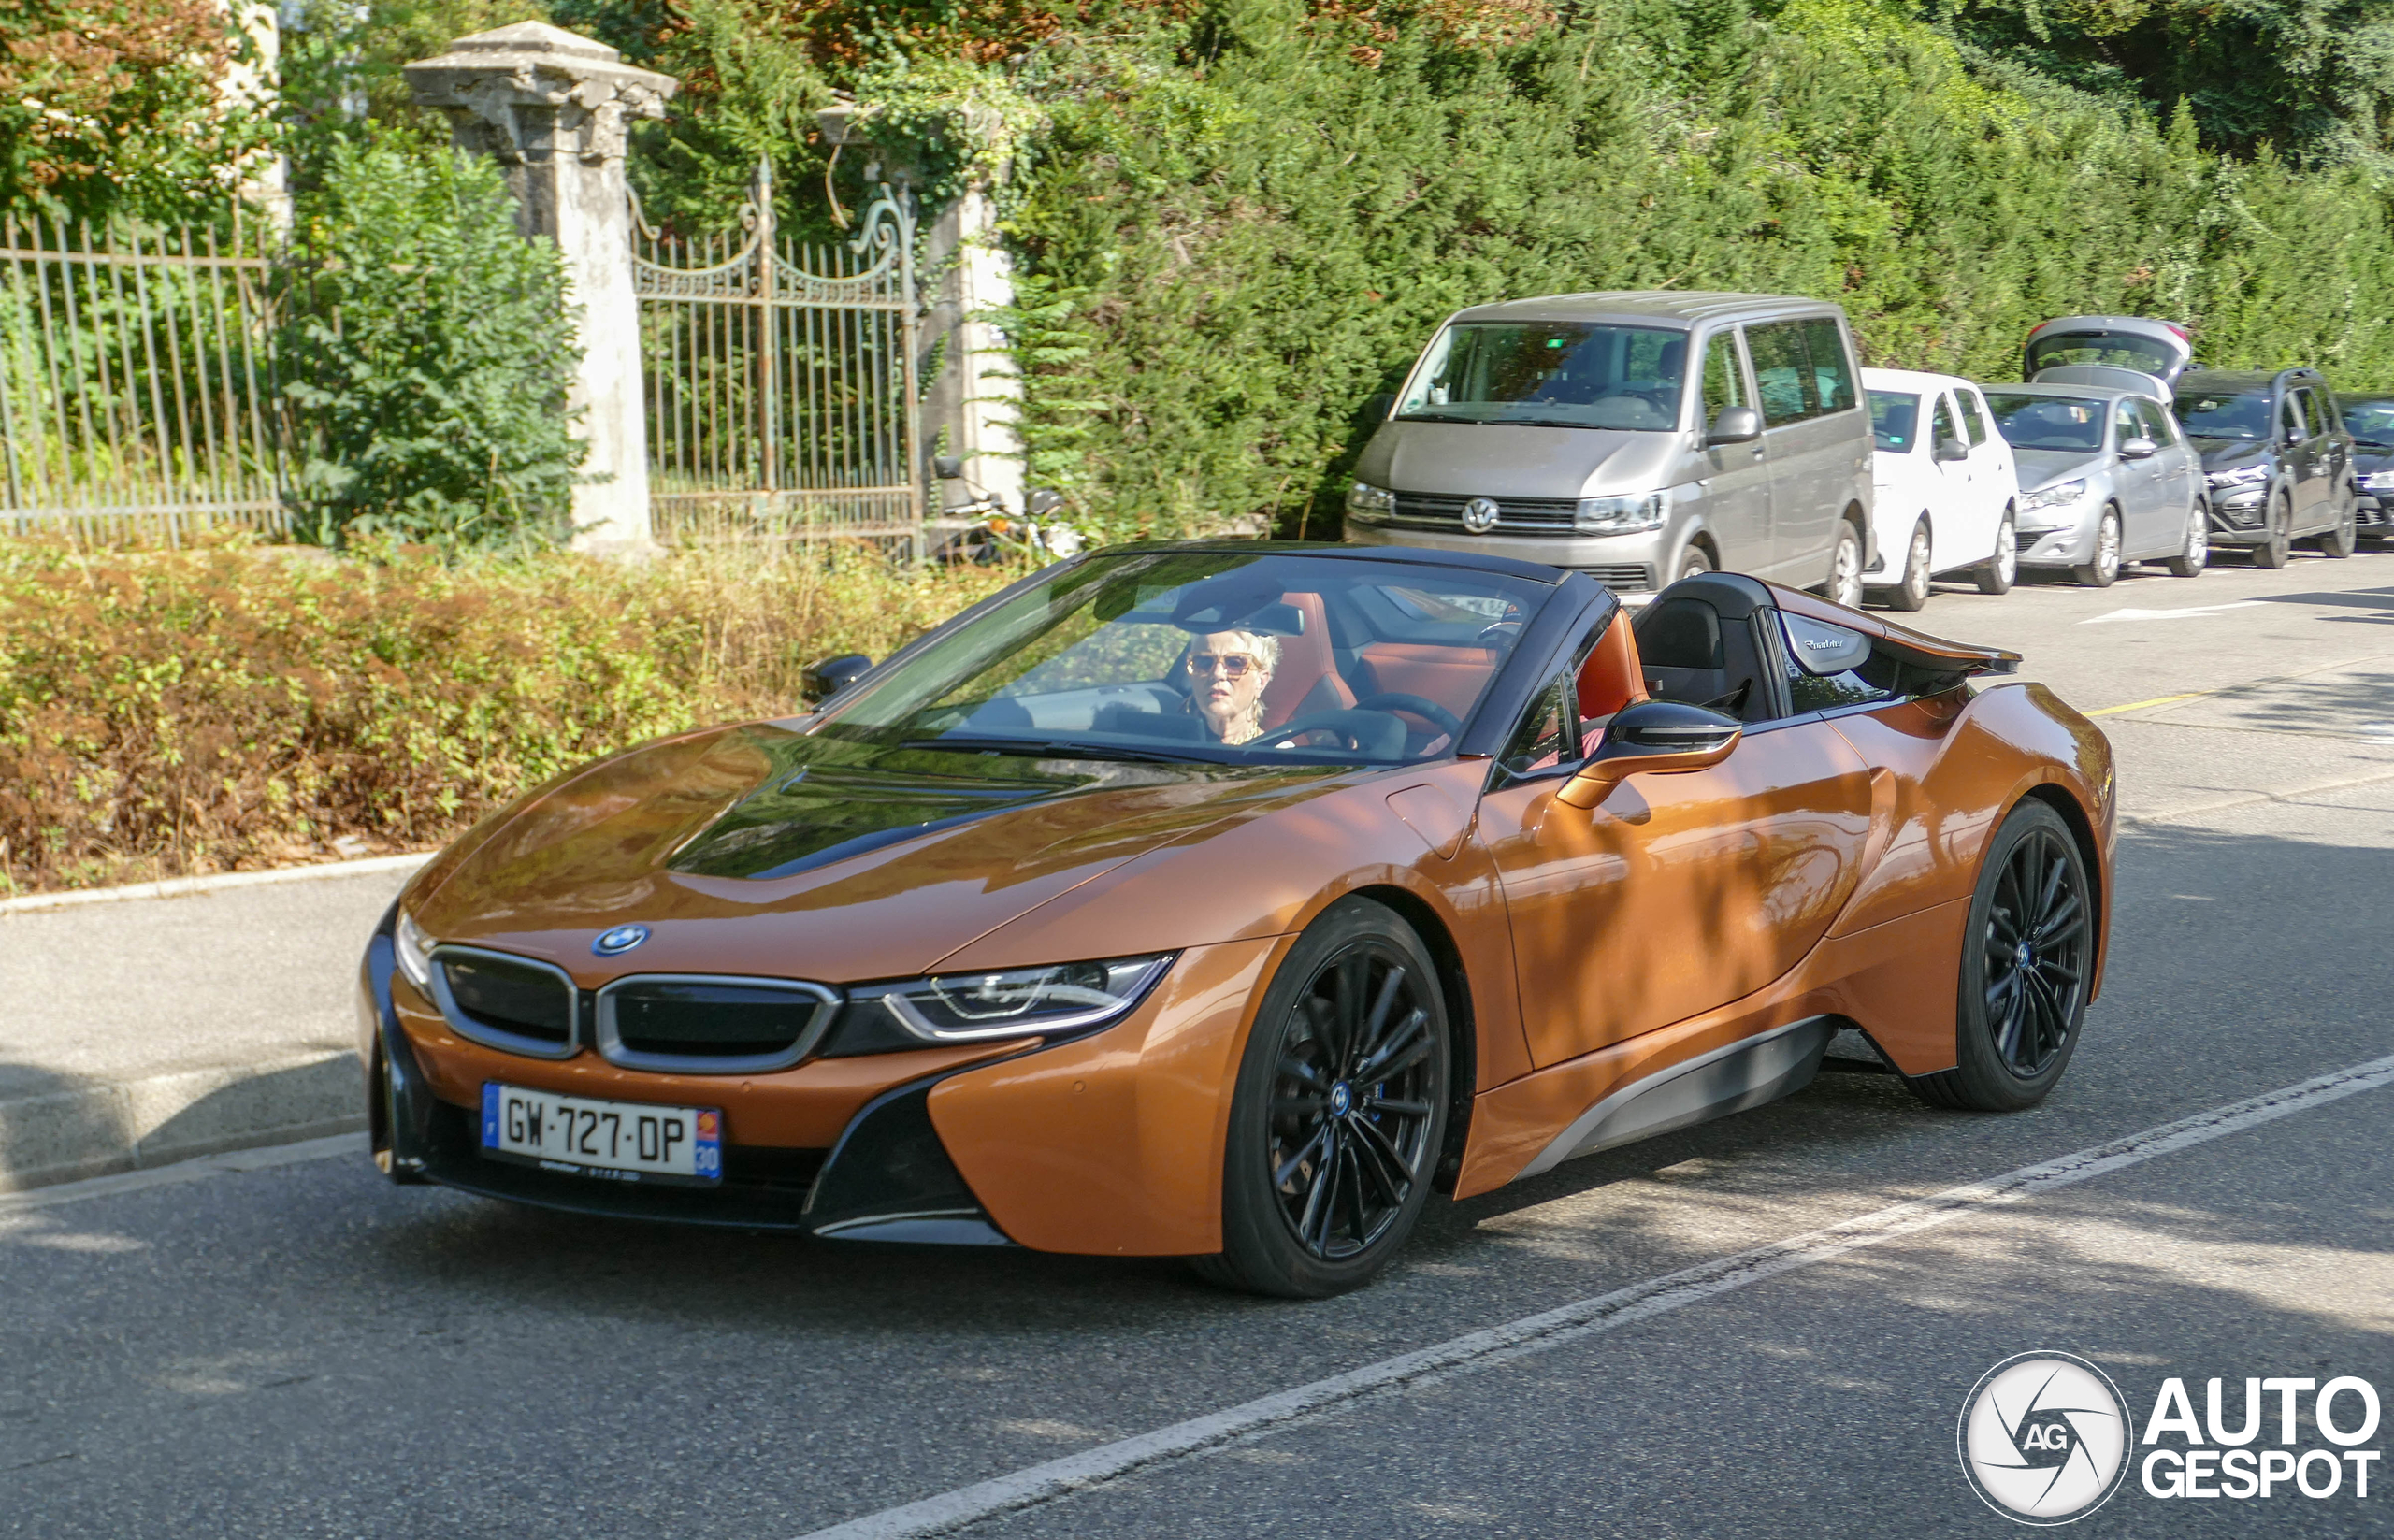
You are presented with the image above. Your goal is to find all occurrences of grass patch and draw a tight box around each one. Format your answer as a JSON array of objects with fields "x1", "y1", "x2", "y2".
[{"x1": 0, "y1": 537, "x2": 1019, "y2": 895}]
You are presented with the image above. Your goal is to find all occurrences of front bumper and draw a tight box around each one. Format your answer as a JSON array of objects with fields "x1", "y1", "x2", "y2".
[
  {"x1": 2205, "y1": 492, "x2": 2272, "y2": 545},
  {"x1": 2013, "y1": 516, "x2": 2097, "y2": 568},
  {"x1": 361, "y1": 925, "x2": 1281, "y2": 1254}
]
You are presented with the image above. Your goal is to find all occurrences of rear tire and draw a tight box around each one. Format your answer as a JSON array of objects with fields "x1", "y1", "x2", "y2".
[
  {"x1": 1973, "y1": 511, "x2": 2016, "y2": 595},
  {"x1": 2320, "y1": 499, "x2": 2358, "y2": 558},
  {"x1": 1192, "y1": 899, "x2": 1449, "y2": 1299},
  {"x1": 2253, "y1": 493, "x2": 2293, "y2": 568},
  {"x1": 2160, "y1": 500, "x2": 2209, "y2": 578},
  {"x1": 1907, "y1": 801, "x2": 2091, "y2": 1113}
]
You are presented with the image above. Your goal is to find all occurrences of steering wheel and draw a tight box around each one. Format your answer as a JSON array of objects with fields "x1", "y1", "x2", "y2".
[
  {"x1": 1350, "y1": 692, "x2": 1463, "y2": 739},
  {"x1": 1476, "y1": 621, "x2": 1523, "y2": 649},
  {"x1": 1258, "y1": 709, "x2": 1406, "y2": 758}
]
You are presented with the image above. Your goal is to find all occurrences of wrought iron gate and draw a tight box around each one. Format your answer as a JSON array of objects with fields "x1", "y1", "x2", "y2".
[{"x1": 631, "y1": 162, "x2": 923, "y2": 545}]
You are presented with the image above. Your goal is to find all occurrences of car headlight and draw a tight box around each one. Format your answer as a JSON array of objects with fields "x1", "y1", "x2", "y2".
[
  {"x1": 2207, "y1": 464, "x2": 2269, "y2": 490},
  {"x1": 2017, "y1": 479, "x2": 2087, "y2": 522},
  {"x1": 394, "y1": 909, "x2": 435, "y2": 991},
  {"x1": 1347, "y1": 482, "x2": 1395, "y2": 525},
  {"x1": 2358, "y1": 469, "x2": 2394, "y2": 492},
  {"x1": 1574, "y1": 491, "x2": 1667, "y2": 534},
  {"x1": 854, "y1": 955, "x2": 1175, "y2": 1043}
]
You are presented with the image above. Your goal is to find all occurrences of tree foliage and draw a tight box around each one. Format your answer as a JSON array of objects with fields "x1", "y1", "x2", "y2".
[{"x1": 281, "y1": 136, "x2": 587, "y2": 549}]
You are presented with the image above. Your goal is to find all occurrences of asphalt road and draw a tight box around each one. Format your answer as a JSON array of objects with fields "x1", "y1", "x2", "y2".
[{"x1": 4, "y1": 546, "x2": 2390, "y2": 1539}]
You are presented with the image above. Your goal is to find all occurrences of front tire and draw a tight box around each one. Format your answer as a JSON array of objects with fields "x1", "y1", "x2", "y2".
[
  {"x1": 1974, "y1": 510, "x2": 2016, "y2": 595},
  {"x1": 1194, "y1": 899, "x2": 1449, "y2": 1298},
  {"x1": 1672, "y1": 542, "x2": 1714, "y2": 583},
  {"x1": 2253, "y1": 492, "x2": 2294, "y2": 568},
  {"x1": 2073, "y1": 507, "x2": 2121, "y2": 587},
  {"x1": 2160, "y1": 500, "x2": 2209, "y2": 578},
  {"x1": 1908, "y1": 801, "x2": 2091, "y2": 1113},
  {"x1": 1874, "y1": 518, "x2": 1933, "y2": 612}
]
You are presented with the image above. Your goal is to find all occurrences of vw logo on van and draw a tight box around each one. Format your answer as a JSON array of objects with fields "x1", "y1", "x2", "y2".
[{"x1": 1461, "y1": 497, "x2": 1501, "y2": 534}]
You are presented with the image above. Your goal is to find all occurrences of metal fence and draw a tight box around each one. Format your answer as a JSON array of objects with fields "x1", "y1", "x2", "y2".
[
  {"x1": 632, "y1": 162, "x2": 924, "y2": 547},
  {"x1": 0, "y1": 214, "x2": 285, "y2": 541}
]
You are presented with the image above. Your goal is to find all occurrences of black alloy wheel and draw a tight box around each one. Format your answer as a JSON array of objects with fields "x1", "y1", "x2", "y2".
[
  {"x1": 1910, "y1": 800, "x2": 2091, "y2": 1112},
  {"x1": 2254, "y1": 493, "x2": 2294, "y2": 569},
  {"x1": 1197, "y1": 899, "x2": 1449, "y2": 1297}
]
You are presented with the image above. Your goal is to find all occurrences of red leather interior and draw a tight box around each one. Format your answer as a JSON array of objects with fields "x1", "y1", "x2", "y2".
[
  {"x1": 1577, "y1": 610, "x2": 1644, "y2": 721},
  {"x1": 1259, "y1": 592, "x2": 1357, "y2": 728},
  {"x1": 1354, "y1": 642, "x2": 1498, "y2": 721}
]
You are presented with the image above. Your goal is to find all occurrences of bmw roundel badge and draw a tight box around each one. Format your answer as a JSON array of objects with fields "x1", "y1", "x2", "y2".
[{"x1": 593, "y1": 923, "x2": 650, "y2": 957}]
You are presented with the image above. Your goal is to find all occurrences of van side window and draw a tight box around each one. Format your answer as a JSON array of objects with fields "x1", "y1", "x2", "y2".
[
  {"x1": 1747, "y1": 321, "x2": 1815, "y2": 425},
  {"x1": 1781, "y1": 614, "x2": 1900, "y2": 713},
  {"x1": 1701, "y1": 331, "x2": 1747, "y2": 420},
  {"x1": 1801, "y1": 319, "x2": 1856, "y2": 414},
  {"x1": 1956, "y1": 389, "x2": 1990, "y2": 446}
]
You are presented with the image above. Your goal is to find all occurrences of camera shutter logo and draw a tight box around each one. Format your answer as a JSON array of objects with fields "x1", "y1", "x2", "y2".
[
  {"x1": 1958, "y1": 1352, "x2": 2131, "y2": 1524},
  {"x1": 1461, "y1": 497, "x2": 1501, "y2": 534}
]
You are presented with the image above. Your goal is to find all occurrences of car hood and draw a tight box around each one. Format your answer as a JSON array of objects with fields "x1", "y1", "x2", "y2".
[
  {"x1": 2189, "y1": 438, "x2": 2271, "y2": 470},
  {"x1": 404, "y1": 722, "x2": 1358, "y2": 985},
  {"x1": 2012, "y1": 449, "x2": 2105, "y2": 493},
  {"x1": 2352, "y1": 445, "x2": 2394, "y2": 473},
  {"x1": 1354, "y1": 420, "x2": 1677, "y2": 498}
]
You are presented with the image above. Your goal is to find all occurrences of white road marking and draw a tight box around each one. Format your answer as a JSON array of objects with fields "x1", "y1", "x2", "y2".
[
  {"x1": 794, "y1": 1052, "x2": 2394, "y2": 1540},
  {"x1": 2081, "y1": 601, "x2": 2264, "y2": 625}
]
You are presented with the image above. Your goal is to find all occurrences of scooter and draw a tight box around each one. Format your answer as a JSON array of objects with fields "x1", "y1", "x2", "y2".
[{"x1": 930, "y1": 456, "x2": 1083, "y2": 564}]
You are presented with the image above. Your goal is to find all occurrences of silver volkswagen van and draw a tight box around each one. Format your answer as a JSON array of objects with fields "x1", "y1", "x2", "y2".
[{"x1": 1344, "y1": 292, "x2": 1877, "y2": 601}]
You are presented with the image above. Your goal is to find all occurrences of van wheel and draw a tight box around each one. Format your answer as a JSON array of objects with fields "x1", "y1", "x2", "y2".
[
  {"x1": 1874, "y1": 519, "x2": 1933, "y2": 612},
  {"x1": 1974, "y1": 511, "x2": 2016, "y2": 595},
  {"x1": 1192, "y1": 899, "x2": 1449, "y2": 1298},
  {"x1": 1673, "y1": 543, "x2": 1713, "y2": 583},
  {"x1": 1825, "y1": 520, "x2": 1866, "y2": 608}
]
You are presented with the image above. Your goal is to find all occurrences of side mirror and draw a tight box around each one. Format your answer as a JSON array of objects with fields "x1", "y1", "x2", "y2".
[
  {"x1": 1934, "y1": 436, "x2": 1971, "y2": 462},
  {"x1": 801, "y1": 653, "x2": 872, "y2": 706},
  {"x1": 2118, "y1": 436, "x2": 2158, "y2": 460},
  {"x1": 1555, "y1": 699, "x2": 1742, "y2": 808},
  {"x1": 1706, "y1": 406, "x2": 1764, "y2": 446},
  {"x1": 932, "y1": 455, "x2": 965, "y2": 481}
]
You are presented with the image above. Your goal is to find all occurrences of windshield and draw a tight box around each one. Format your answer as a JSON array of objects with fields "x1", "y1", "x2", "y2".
[
  {"x1": 1984, "y1": 393, "x2": 2107, "y2": 453},
  {"x1": 1398, "y1": 322, "x2": 1687, "y2": 431},
  {"x1": 1868, "y1": 390, "x2": 1921, "y2": 453},
  {"x1": 2026, "y1": 329, "x2": 2182, "y2": 378},
  {"x1": 2341, "y1": 396, "x2": 2394, "y2": 446},
  {"x1": 817, "y1": 552, "x2": 1550, "y2": 768},
  {"x1": 2173, "y1": 387, "x2": 2271, "y2": 440}
]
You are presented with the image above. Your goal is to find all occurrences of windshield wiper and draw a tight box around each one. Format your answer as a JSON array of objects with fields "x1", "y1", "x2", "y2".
[
  {"x1": 901, "y1": 735, "x2": 1219, "y2": 765},
  {"x1": 1395, "y1": 411, "x2": 1487, "y2": 424}
]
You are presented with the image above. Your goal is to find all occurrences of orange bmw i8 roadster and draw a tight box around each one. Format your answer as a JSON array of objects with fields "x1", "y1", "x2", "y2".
[{"x1": 360, "y1": 543, "x2": 2113, "y2": 1296}]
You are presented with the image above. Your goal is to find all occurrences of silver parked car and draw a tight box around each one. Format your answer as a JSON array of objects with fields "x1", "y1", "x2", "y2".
[
  {"x1": 1344, "y1": 292, "x2": 1876, "y2": 603},
  {"x1": 2025, "y1": 315, "x2": 2196, "y2": 394},
  {"x1": 1982, "y1": 383, "x2": 2209, "y2": 587}
]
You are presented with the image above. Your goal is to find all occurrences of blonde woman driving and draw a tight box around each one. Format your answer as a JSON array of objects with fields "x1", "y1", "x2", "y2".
[{"x1": 1184, "y1": 629, "x2": 1280, "y2": 745}]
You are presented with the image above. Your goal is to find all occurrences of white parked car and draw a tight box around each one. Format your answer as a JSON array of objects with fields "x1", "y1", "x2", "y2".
[{"x1": 1860, "y1": 368, "x2": 2022, "y2": 609}]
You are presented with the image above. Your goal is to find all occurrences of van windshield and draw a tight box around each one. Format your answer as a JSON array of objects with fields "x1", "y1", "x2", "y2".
[
  {"x1": 2026, "y1": 330, "x2": 2182, "y2": 378},
  {"x1": 1398, "y1": 323, "x2": 1686, "y2": 431}
]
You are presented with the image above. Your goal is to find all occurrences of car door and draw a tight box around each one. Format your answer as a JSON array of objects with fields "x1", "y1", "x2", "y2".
[
  {"x1": 1694, "y1": 326, "x2": 1771, "y2": 572},
  {"x1": 2300, "y1": 386, "x2": 2344, "y2": 533},
  {"x1": 1925, "y1": 391, "x2": 1973, "y2": 563},
  {"x1": 2109, "y1": 397, "x2": 2169, "y2": 553},
  {"x1": 2138, "y1": 396, "x2": 2198, "y2": 527},
  {"x1": 2279, "y1": 390, "x2": 2321, "y2": 529},
  {"x1": 1476, "y1": 606, "x2": 1875, "y2": 1069},
  {"x1": 1955, "y1": 383, "x2": 2014, "y2": 539},
  {"x1": 1746, "y1": 318, "x2": 1847, "y2": 580}
]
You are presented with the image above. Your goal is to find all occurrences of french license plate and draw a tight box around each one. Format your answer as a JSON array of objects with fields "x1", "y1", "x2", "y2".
[{"x1": 480, "y1": 1083, "x2": 722, "y2": 1186}]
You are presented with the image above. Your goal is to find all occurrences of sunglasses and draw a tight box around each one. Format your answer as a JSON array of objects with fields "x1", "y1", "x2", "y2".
[{"x1": 1186, "y1": 652, "x2": 1262, "y2": 678}]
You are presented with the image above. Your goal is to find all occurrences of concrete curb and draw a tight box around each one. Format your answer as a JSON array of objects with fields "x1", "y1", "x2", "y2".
[
  {"x1": 0, "y1": 853, "x2": 431, "y2": 917},
  {"x1": 0, "y1": 1051, "x2": 364, "y2": 1194}
]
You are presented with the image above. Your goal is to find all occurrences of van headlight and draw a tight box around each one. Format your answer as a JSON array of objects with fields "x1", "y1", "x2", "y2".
[
  {"x1": 1574, "y1": 492, "x2": 1667, "y2": 533},
  {"x1": 855, "y1": 956, "x2": 1175, "y2": 1043},
  {"x1": 1347, "y1": 482, "x2": 1396, "y2": 525}
]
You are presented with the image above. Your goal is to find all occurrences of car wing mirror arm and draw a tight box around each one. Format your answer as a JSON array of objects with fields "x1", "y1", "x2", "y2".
[{"x1": 1554, "y1": 701, "x2": 1743, "y2": 809}]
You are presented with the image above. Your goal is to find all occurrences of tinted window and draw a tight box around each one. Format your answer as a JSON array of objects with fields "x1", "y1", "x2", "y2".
[
  {"x1": 1868, "y1": 390, "x2": 1919, "y2": 452},
  {"x1": 1932, "y1": 395, "x2": 1962, "y2": 451},
  {"x1": 2301, "y1": 387, "x2": 2338, "y2": 438},
  {"x1": 1985, "y1": 392, "x2": 2106, "y2": 453},
  {"x1": 1400, "y1": 323, "x2": 1688, "y2": 432},
  {"x1": 1748, "y1": 321, "x2": 1816, "y2": 425},
  {"x1": 2175, "y1": 386, "x2": 2271, "y2": 440},
  {"x1": 1701, "y1": 331, "x2": 1748, "y2": 420},
  {"x1": 1803, "y1": 319, "x2": 1857, "y2": 414},
  {"x1": 2342, "y1": 396, "x2": 2394, "y2": 445},
  {"x1": 1956, "y1": 389, "x2": 1991, "y2": 447},
  {"x1": 1781, "y1": 615, "x2": 1899, "y2": 714},
  {"x1": 2282, "y1": 393, "x2": 2309, "y2": 440}
]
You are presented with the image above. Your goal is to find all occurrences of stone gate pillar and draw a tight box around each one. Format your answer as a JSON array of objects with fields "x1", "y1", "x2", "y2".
[{"x1": 406, "y1": 23, "x2": 676, "y2": 551}]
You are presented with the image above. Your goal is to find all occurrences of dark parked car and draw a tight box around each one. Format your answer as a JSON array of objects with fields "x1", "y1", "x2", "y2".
[
  {"x1": 2339, "y1": 394, "x2": 2394, "y2": 543},
  {"x1": 2173, "y1": 367, "x2": 2358, "y2": 567}
]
